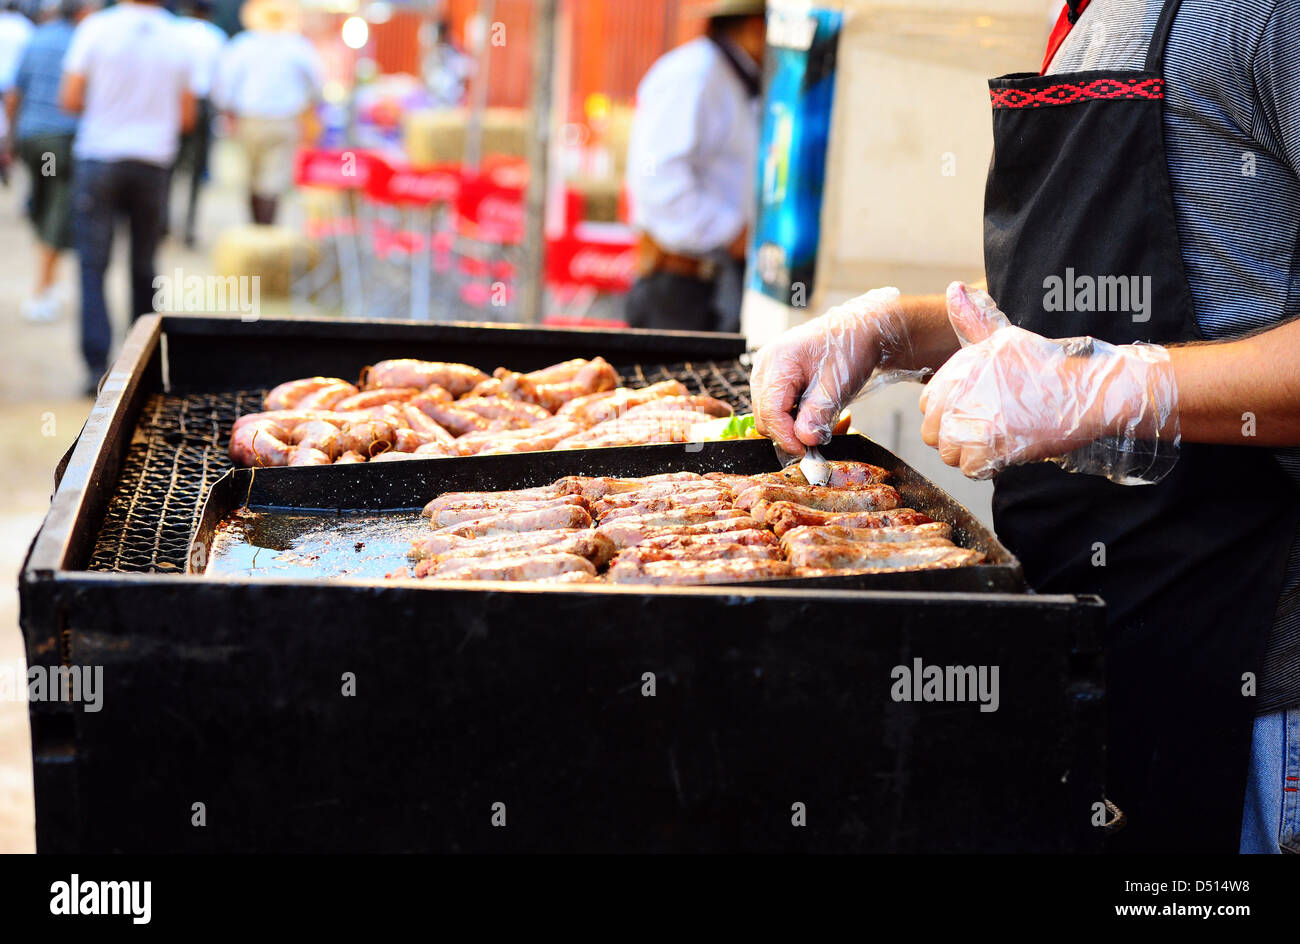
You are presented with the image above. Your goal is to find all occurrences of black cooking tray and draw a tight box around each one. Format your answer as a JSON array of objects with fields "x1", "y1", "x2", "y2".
[{"x1": 191, "y1": 435, "x2": 1024, "y2": 593}]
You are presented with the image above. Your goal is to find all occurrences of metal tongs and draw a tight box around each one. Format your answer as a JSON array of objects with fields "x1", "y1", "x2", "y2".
[
  {"x1": 799, "y1": 445, "x2": 831, "y2": 486},
  {"x1": 775, "y1": 394, "x2": 832, "y2": 486}
]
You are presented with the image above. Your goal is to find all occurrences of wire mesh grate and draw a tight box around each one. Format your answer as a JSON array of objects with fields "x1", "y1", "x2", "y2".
[{"x1": 86, "y1": 359, "x2": 752, "y2": 573}]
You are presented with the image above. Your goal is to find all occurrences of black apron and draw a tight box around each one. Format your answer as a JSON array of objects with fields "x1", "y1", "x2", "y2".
[{"x1": 983, "y1": 0, "x2": 1300, "y2": 852}]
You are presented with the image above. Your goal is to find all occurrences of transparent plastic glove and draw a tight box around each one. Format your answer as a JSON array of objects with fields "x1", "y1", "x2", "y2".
[
  {"x1": 751, "y1": 287, "x2": 926, "y2": 457},
  {"x1": 920, "y1": 282, "x2": 1180, "y2": 484}
]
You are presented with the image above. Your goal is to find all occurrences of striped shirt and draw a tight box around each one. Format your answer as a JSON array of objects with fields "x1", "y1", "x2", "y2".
[
  {"x1": 1050, "y1": 0, "x2": 1300, "y2": 713},
  {"x1": 12, "y1": 19, "x2": 76, "y2": 140}
]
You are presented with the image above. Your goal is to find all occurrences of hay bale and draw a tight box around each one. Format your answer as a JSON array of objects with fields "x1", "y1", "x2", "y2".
[
  {"x1": 404, "y1": 107, "x2": 529, "y2": 167},
  {"x1": 212, "y1": 224, "x2": 317, "y2": 300}
]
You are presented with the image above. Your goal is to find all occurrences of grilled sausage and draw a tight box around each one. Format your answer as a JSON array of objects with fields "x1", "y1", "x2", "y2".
[
  {"x1": 779, "y1": 523, "x2": 953, "y2": 547},
  {"x1": 423, "y1": 485, "x2": 564, "y2": 518},
  {"x1": 364, "y1": 359, "x2": 489, "y2": 395},
  {"x1": 429, "y1": 504, "x2": 594, "y2": 540},
  {"x1": 762, "y1": 503, "x2": 933, "y2": 537},
  {"x1": 606, "y1": 558, "x2": 796, "y2": 586},
  {"x1": 597, "y1": 500, "x2": 736, "y2": 524},
  {"x1": 734, "y1": 484, "x2": 902, "y2": 514},
  {"x1": 332, "y1": 388, "x2": 420, "y2": 411},
  {"x1": 421, "y1": 552, "x2": 598, "y2": 582},
  {"x1": 264, "y1": 377, "x2": 352, "y2": 411},
  {"x1": 429, "y1": 494, "x2": 590, "y2": 529},
  {"x1": 785, "y1": 542, "x2": 984, "y2": 571},
  {"x1": 294, "y1": 381, "x2": 361, "y2": 411},
  {"x1": 596, "y1": 516, "x2": 765, "y2": 549}
]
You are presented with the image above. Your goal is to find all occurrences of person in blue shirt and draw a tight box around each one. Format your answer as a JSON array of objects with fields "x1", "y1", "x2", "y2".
[{"x1": 5, "y1": 0, "x2": 92, "y2": 322}]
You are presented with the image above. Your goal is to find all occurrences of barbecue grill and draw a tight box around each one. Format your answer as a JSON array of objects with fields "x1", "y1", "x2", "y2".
[{"x1": 21, "y1": 314, "x2": 1106, "y2": 852}]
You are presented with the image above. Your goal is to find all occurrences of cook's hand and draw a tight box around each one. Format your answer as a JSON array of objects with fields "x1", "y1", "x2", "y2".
[
  {"x1": 920, "y1": 282, "x2": 1180, "y2": 483},
  {"x1": 751, "y1": 287, "x2": 908, "y2": 456}
]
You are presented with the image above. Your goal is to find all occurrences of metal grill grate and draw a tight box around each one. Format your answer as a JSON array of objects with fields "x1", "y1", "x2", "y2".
[{"x1": 86, "y1": 359, "x2": 753, "y2": 573}]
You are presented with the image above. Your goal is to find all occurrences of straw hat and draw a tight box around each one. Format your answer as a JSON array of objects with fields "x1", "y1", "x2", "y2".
[
  {"x1": 696, "y1": 0, "x2": 766, "y2": 18},
  {"x1": 240, "y1": 0, "x2": 302, "y2": 33}
]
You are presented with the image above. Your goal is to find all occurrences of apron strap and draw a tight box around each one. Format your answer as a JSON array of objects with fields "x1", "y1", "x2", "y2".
[{"x1": 1143, "y1": 0, "x2": 1185, "y2": 74}]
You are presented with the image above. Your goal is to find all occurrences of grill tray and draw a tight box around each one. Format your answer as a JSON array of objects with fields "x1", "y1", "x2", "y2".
[{"x1": 191, "y1": 435, "x2": 1023, "y2": 593}]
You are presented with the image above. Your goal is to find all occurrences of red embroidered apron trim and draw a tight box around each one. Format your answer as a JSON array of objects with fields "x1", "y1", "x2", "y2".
[{"x1": 991, "y1": 77, "x2": 1164, "y2": 110}]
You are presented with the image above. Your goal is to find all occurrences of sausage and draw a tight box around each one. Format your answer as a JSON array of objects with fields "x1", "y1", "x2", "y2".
[
  {"x1": 589, "y1": 507, "x2": 748, "y2": 530},
  {"x1": 418, "y1": 552, "x2": 597, "y2": 582},
  {"x1": 400, "y1": 405, "x2": 458, "y2": 448},
  {"x1": 290, "y1": 420, "x2": 343, "y2": 458},
  {"x1": 429, "y1": 494, "x2": 590, "y2": 529},
  {"x1": 409, "y1": 399, "x2": 489, "y2": 436},
  {"x1": 734, "y1": 484, "x2": 902, "y2": 514},
  {"x1": 606, "y1": 558, "x2": 796, "y2": 586},
  {"x1": 771, "y1": 460, "x2": 890, "y2": 487},
  {"x1": 264, "y1": 377, "x2": 352, "y2": 411},
  {"x1": 456, "y1": 396, "x2": 552, "y2": 424},
  {"x1": 332, "y1": 388, "x2": 420, "y2": 411},
  {"x1": 554, "y1": 472, "x2": 705, "y2": 501},
  {"x1": 597, "y1": 499, "x2": 735, "y2": 524},
  {"x1": 412, "y1": 526, "x2": 595, "y2": 560},
  {"x1": 619, "y1": 395, "x2": 733, "y2": 419},
  {"x1": 229, "y1": 419, "x2": 294, "y2": 465},
  {"x1": 468, "y1": 369, "x2": 542, "y2": 403},
  {"x1": 286, "y1": 447, "x2": 332, "y2": 466},
  {"x1": 413, "y1": 530, "x2": 615, "y2": 567},
  {"x1": 365, "y1": 359, "x2": 489, "y2": 395},
  {"x1": 429, "y1": 504, "x2": 594, "y2": 540},
  {"x1": 784, "y1": 542, "x2": 984, "y2": 571},
  {"x1": 596, "y1": 516, "x2": 765, "y2": 548},
  {"x1": 779, "y1": 523, "x2": 953, "y2": 547},
  {"x1": 534, "y1": 357, "x2": 620, "y2": 412},
  {"x1": 591, "y1": 489, "x2": 732, "y2": 519},
  {"x1": 614, "y1": 542, "x2": 783, "y2": 564},
  {"x1": 762, "y1": 503, "x2": 933, "y2": 537},
  {"x1": 423, "y1": 485, "x2": 564, "y2": 518},
  {"x1": 525, "y1": 358, "x2": 589, "y2": 385},
  {"x1": 337, "y1": 419, "x2": 398, "y2": 456},
  {"x1": 294, "y1": 381, "x2": 360, "y2": 411},
  {"x1": 557, "y1": 380, "x2": 690, "y2": 425}
]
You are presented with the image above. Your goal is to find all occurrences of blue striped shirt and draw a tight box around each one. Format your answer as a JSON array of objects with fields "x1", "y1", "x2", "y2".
[
  {"x1": 1051, "y1": 0, "x2": 1300, "y2": 712},
  {"x1": 13, "y1": 20, "x2": 77, "y2": 140}
]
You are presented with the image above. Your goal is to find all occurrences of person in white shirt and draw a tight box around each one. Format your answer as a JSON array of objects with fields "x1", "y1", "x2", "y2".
[
  {"x1": 59, "y1": 0, "x2": 196, "y2": 393},
  {"x1": 175, "y1": 0, "x2": 226, "y2": 246},
  {"x1": 625, "y1": 0, "x2": 765, "y2": 333},
  {"x1": 212, "y1": 0, "x2": 323, "y2": 225},
  {"x1": 0, "y1": 0, "x2": 34, "y2": 183}
]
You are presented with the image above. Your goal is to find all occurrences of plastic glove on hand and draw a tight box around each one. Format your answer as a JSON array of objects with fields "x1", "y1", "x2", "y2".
[
  {"x1": 919, "y1": 282, "x2": 1180, "y2": 484},
  {"x1": 751, "y1": 287, "x2": 910, "y2": 456}
]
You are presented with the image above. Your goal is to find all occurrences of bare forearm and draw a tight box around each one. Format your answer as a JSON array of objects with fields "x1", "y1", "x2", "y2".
[
  {"x1": 1169, "y1": 319, "x2": 1300, "y2": 446},
  {"x1": 886, "y1": 294, "x2": 962, "y2": 371}
]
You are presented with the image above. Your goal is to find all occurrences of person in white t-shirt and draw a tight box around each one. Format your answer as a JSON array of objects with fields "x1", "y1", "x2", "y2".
[
  {"x1": 59, "y1": 0, "x2": 196, "y2": 393},
  {"x1": 212, "y1": 0, "x2": 323, "y2": 225}
]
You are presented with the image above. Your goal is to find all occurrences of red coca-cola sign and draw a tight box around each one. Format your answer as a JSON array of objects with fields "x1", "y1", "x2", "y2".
[
  {"x1": 547, "y1": 235, "x2": 636, "y2": 292},
  {"x1": 294, "y1": 148, "x2": 374, "y2": 189}
]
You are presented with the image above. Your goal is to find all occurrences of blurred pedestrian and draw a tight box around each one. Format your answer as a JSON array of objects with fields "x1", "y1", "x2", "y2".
[
  {"x1": 60, "y1": 0, "x2": 196, "y2": 393},
  {"x1": 0, "y1": 0, "x2": 34, "y2": 185},
  {"x1": 5, "y1": 0, "x2": 93, "y2": 323},
  {"x1": 421, "y1": 18, "x2": 470, "y2": 110},
  {"x1": 174, "y1": 0, "x2": 226, "y2": 247},
  {"x1": 625, "y1": 0, "x2": 766, "y2": 333},
  {"x1": 213, "y1": 0, "x2": 323, "y2": 225}
]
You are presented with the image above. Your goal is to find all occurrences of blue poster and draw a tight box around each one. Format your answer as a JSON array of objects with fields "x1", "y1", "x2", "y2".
[{"x1": 751, "y1": 4, "x2": 844, "y2": 307}]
